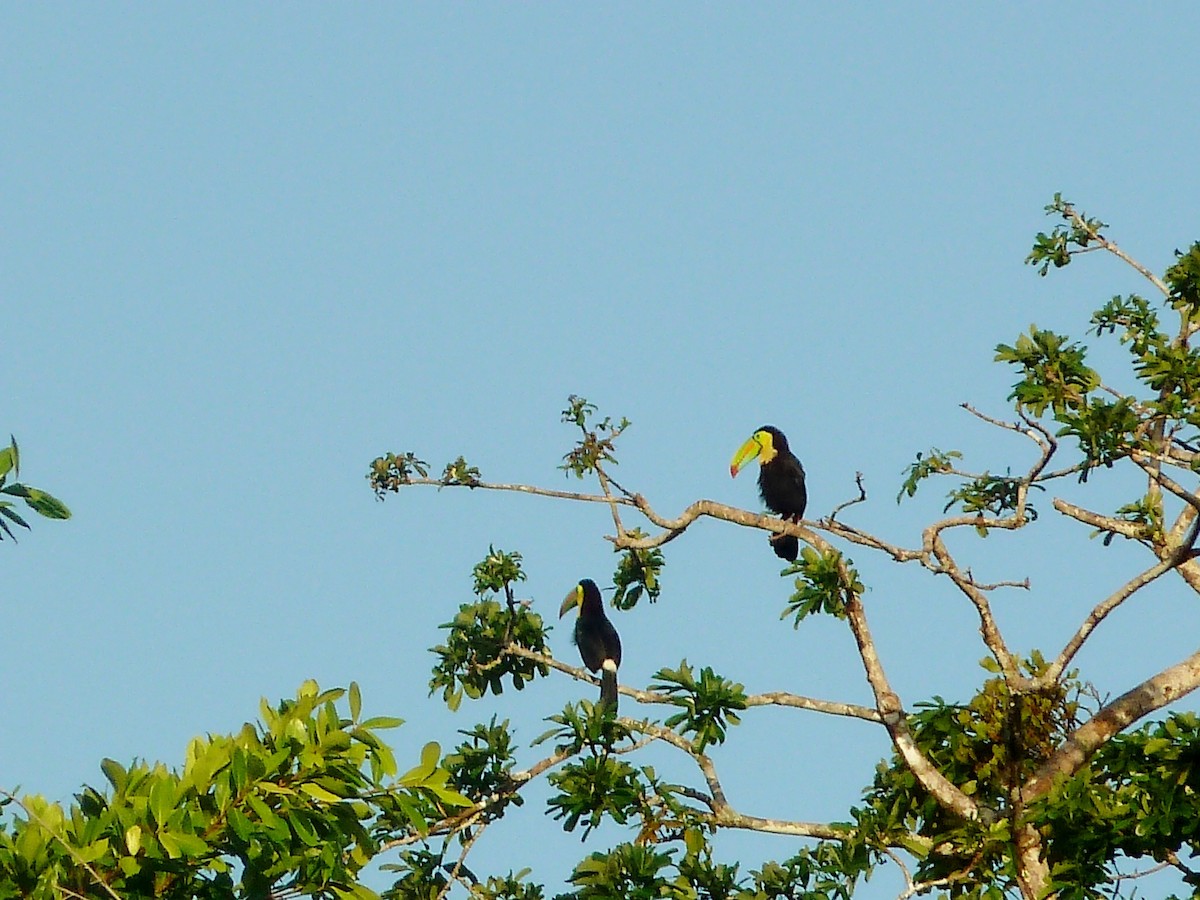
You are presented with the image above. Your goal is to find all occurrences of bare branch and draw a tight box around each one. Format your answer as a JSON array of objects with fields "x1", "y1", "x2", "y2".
[
  {"x1": 961, "y1": 403, "x2": 1048, "y2": 449},
  {"x1": 926, "y1": 530, "x2": 1019, "y2": 681},
  {"x1": 502, "y1": 645, "x2": 882, "y2": 723},
  {"x1": 1060, "y1": 202, "x2": 1170, "y2": 297},
  {"x1": 435, "y1": 819, "x2": 489, "y2": 900},
  {"x1": 621, "y1": 718, "x2": 855, "y2": 841},
  {"x1": 828, "y1": 471, "x2": 868, "y2": 521},
  {"x1": 408, "y1": 477, "x2": 636, "y2": 507},
  {"x1": 1053, "y1": 498, "x2": 1145, "y2": 540},
  {"x1": 1044, "y1": 554, "x2": 1182, "y2": 684}
]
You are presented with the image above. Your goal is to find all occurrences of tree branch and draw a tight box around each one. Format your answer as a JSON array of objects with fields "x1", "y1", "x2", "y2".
[
  {"x1": 1024, "y1": 648, "x2": 1200, "y2": 799},
  {"x1": 1043, "y1": 554, "x2": 1183, "y2": 684},
  {"x1": 620, "y1": 717, "x2": 855, "y2": 841},
  {"x1": 1060, "y1": 202, "x2": 1170, "y2": 298},
  {"x1": 502, "y1": 645, "x2": 882, "y2": 723}
]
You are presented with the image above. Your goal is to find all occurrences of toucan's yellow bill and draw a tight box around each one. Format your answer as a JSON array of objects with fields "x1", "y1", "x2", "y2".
[
  {"x1": 730, "y1": 434, "x2": 764, "y2": 478},
  {"x1": 559, "y1": 584, "x2": 583, "y2": 618}
]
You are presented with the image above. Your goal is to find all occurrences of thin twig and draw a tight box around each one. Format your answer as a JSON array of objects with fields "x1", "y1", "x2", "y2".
[
  {"x1": 828, "y1": 471, "x2": 868, "y2": 521},
  {"x1": 434, "y1": 820, "x2": 489, "y2": 900},
  {"x1": 1061, "y1": 203, "x2": 1170, "y2": 297}
]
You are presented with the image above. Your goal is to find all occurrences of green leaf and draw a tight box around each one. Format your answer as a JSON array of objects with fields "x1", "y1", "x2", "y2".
[
  {"x1": 420, "y1": 741, "x2": 441, "y2": 771},
  {"x1": 24, "y1": 488, "x2": 70, "y2": 519},
  {"x1": 300, "y1": 782, "x2": 343, "y2": 804},
  {"x1": 125, "y1": 824, "x2": 143, "y2": 856},
  {"x1": 0, "y1": 504, "x2": 30, "y2": 531},
  {"x1": 149, "y1": 776, "x2": 175, "y2": 826},
  {"x1": 359, "y1": 715, "x2": 404, "y2": 730},
  {"x1": 349, "y1": 680, "x2": 362, "y2": 722},
  {"x1": 101, "y1": 758, "x2": 127, "y2": 791}
]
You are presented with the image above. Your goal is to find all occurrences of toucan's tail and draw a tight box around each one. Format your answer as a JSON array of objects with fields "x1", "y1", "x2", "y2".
[
  {"x1": 600, "y1": 661, "x2": 619, "y2": 712},
  {"x1": 770, "y1": 532, "x2": 799, "y2": 562}
]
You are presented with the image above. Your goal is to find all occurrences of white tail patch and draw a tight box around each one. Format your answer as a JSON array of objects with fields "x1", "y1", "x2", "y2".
[{"x1": 602, "y1": 659, "x2": 618, "y2": 673}]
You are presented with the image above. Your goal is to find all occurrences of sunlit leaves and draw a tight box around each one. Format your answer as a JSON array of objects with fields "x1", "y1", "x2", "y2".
[
  {"x1": 440, "y1": 455, "x2": 482, "y2": 488},
  {"x1": 995, "y1": 327, "x2": 1100, "y2": 417},
  {"x1": 1164, "y1": 242, "x2": 1200, "y2": 316},
  {"x1": 472, "y1": 546, "x2": 526, "y2": 599},
  {"x1": 442, "y1": 718, "x2": 520, "y2": 814},
  {"x1": 431, "y1": 547, "x2": 548, "y2": 709},
  {"x1": 651, "y1": 662, "x2": 746, "y2": 752},
  {"x1": 1090, "y1": 294, "x2": 1163, "y2": 356},
  {"x1": 611, "y1": 535, "x2": 664, "y2": 610},
  {"x1": 897, "y1": 448, "x2": 962, "y2": 502},
  {"x1": 1025, "y1": 193, "x2": 1107, "y2": 276},
  {"x1": 1054, "y1": 397, "x2": 1141, "y2": 480},
  {"x1": 0, "y1": 683, "x2": 464, "y2": 899},
  {"x1": 0, "y1": 435, "x2": 70, "y2": 542},
  {"x1": 534, "y1": 703, "x2": 631, "y2": 756},
  {"x1": 782, "y1": 547, "x2": 860, "y2": 624},
  {"x1": 547, "y1": 755, "x2": 645, "y2": 837},
  {"x1": 559, "y1": 395, "x2": 630, "y2": 479},
  {"x1": 564, "y1": 843, "x2": 678, "y2": 898},
  {"x1": 429, "y1": 599, "x2": 549, "y2": 709},
  {"x1": 1095, "y1": 494, "x2": 1164, "y2": 547},
  {"x1": 367, "y1": 451, "x2": 430, "y2": 498},
  {"x1": 942, "y1": 472, "x2": 1039, "y2": 533},
  {"x1": 1031, "y1": 711, "x2": 1200, "y2": 897}
]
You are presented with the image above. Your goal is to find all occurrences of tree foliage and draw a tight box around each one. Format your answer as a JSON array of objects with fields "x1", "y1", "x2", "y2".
[
  {"x1": 0, "y1": 436, "x2": 70, "y2": 542},
  {"x1": 9, "y1": 198, "x2": 1200, "y2": 898}
]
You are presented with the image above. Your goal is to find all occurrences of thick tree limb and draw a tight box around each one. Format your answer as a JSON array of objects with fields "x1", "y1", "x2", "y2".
[{"x1": 1024, "y1": 649, "x2": 1200, "y2": 798}]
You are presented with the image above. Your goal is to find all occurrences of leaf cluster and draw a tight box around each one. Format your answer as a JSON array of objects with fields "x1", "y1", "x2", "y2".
[
  {"x1": 782, "y1": 547, "x2": 861, "y2": 624},
  {"x1": 1025, "y1": 193, "x2": 1107, "y2": 276},
  {"x1": 1032, "y1": 711, "x2": 1200, "y2": 898},
  {"x1": 651, "y1": 662, "x2": 747, "y2": 752},
  {"x1": 897, "y1": 447, "x2": 963, "y2": 503},
  {"x1": 430, "y1": 548, "x2": 549, "y2": 711},
  {"x1": 368, "y1": 452, "x2": 430, "y2": 499},
  {"x1": 559, "y1": 396, "x2": 630, "y2": 479},
  {"x1": 611, "y1": 534, "x2": 664, "y2": 610},
  {"x1": 440, "y1": 456, "x2": 482, "y2": 488},
  {"x1": 943, "y1": 472, "x2": 1039, "y2": 534},
  {"x1": 429, "y1": 599, "x2": 549, "y2": 711},
  {"x1": 0, "y1": 437, "x2": 70, "y2": 542},
  {"x1": 557, "y1": 840, "x2": 873, "y2": 900},
  {"x1": 0, "y1": 682, "x2": 468, "y2": 900},
  {"x1": 441, "y1": 718, "x2": 521, "y2": 815},
  {"x1": 995, "y1": 327, "x2": 1100, "y2": 418},
  {"x1": 858, "y1": 657, "x2": 1084, "y2": 895}
]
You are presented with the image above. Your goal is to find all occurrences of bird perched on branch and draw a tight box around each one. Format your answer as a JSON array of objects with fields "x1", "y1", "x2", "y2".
[
  {"x1": 559, "y1": 578, "x2": 622, "y2": 711},
  {"x1": 730, "y1": 425, "x2": 807, "y2": 562}
]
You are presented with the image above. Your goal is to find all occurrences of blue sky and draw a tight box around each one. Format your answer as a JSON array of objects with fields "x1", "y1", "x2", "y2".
[{"x1": 5, "y1": 6, "x2": 1200, "y2": 896}]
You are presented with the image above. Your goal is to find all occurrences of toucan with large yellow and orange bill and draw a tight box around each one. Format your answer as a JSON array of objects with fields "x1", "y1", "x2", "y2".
[
  {"x1": 730, "y1": 425, "x2": 807, "y2": 562},
  {"x1": 559, "y1": 578, "x2": 622, "y2": 711}
]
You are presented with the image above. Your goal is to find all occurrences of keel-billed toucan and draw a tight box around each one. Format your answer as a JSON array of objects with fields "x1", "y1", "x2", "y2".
[
  {"x1": 559, "y1": 578, "x2": 622, "y2": 711},
  {"x1": 730, "y1": 425, "x2": 807, "y2": 562}
]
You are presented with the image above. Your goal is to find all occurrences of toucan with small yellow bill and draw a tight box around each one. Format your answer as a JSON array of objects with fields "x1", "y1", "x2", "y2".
[
  {"x1": 559, "y1": 578, "x2": 622, "y2": 711},
  {"x1": 730, "y1": 425, "x2": 807, "y2": 562}
]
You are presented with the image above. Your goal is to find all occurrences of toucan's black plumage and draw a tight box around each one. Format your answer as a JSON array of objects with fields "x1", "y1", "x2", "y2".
[
  {"x1": 730, "y1": 425, "x2": 807, "y2": 562},
  {"x1": 559, "y1": 578, "x2": 622, "y2": 711}
]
